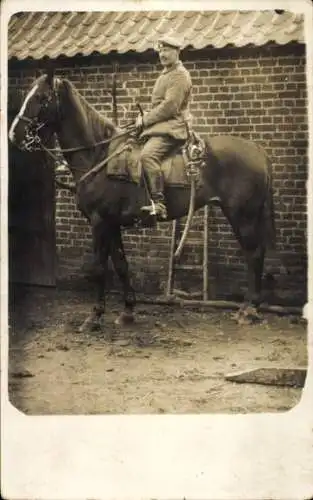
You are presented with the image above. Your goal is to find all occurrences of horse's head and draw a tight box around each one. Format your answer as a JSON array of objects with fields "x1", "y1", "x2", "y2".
[{"x1": 9, "y1": 70, "x2": 59, "y2": 151}]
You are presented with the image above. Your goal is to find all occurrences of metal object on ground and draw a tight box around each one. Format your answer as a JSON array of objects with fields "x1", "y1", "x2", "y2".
[{"x1": 225, "y1": 367, "x2": 307, "y2": 388}]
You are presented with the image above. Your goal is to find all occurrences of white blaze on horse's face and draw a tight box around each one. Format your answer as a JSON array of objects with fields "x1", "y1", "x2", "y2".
[{"x1": 9, "y1": 83, "x2": 39, "y2": 143}]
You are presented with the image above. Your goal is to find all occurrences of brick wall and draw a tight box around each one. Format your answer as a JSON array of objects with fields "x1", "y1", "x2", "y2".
[{"x1": 8, "y1": 43, "x2": 308, "y2": 304}]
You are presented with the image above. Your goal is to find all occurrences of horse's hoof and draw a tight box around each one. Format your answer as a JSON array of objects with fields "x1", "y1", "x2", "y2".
[
  {"x1": 245, "y1": 305, "x2": 263, "y2": 322},
  {"x1": 233, "y1": 305, "x2": 263, "y2": 325},
  {"x1": 78, "y1": 316, "x2": 102, "y2": 333},
  {"x1": 114, "y1": 311, "x2": 135, "y2": 326}
]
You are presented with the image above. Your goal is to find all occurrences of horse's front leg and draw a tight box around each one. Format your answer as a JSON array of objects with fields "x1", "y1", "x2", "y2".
[
  {"x1": 110, "y1": 225, "x2": 136, "y2": 325},
  {"x1": 79, "y1": 217, "x2": 110, "y2": 333}
]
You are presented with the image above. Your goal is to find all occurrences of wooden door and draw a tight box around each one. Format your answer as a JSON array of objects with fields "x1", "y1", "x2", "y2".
[{"x1": 8, "y1": 105, "x2": 56, "y2": 286}]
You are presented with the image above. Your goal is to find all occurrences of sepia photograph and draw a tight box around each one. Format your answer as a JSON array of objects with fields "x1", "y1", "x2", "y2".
[
  {"x1": 2, "y1": 1, "x2": 313, "y2": 498},
  {"x1": 7, "y1": 7, "x2": 308, "y2": 415}
]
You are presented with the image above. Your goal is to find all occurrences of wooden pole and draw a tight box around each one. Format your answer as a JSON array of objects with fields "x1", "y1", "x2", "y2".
[
  {"x1": 112, "y1": 63, "x2": 118, "y2": 126},
  {"x1": 166, "y1": 219, "x2": 180, "y2": 297},
  {"x1": 137, "y1": 295, "x2": 303, "y2": 316},
  {"x1": 203, "y1": 204, "x2": 209, "y2": 301}
]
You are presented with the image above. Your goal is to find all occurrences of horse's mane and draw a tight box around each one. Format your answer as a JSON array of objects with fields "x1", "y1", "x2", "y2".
[{"x1": 60, "y1": 78, "x2": 118, "y2": 142}]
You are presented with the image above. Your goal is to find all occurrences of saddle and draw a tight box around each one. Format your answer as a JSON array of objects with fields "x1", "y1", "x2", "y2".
[{"x1": 106, "y1": 132, "x2": 206, "y2": 188}]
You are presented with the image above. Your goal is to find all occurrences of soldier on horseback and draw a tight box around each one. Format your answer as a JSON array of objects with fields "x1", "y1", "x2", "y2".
[{"x1": 134, "y1": 34, "x2": 192, "y2": 221}]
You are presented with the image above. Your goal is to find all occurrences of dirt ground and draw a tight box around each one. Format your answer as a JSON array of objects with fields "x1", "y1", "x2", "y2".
[{"x1": 8, "y1": 285, "x2": 307, "y2": 415}]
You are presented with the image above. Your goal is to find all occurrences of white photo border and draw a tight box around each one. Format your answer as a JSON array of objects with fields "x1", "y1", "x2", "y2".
[{"x1": 1, "y1": 1, "x2": 313, "y2": 498}]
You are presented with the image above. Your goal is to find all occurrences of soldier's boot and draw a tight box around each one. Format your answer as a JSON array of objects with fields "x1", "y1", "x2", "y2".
[
  {"x1": 141, "y1": 172, "x2": 168, "y2": 221},
  {"x1": 141, "y1": 193, "x2": 168, "y2": 220}
]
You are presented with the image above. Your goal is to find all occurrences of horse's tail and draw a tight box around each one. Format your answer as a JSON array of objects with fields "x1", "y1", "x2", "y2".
[
  {"x1": 263, "y1": 154, "x2": 276, "y2": 250},
  {"x1": 262, "y1": 153, "x2": 292, "y2": 280}
]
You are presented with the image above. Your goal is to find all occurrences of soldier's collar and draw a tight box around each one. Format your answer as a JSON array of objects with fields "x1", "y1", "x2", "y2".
[{"x1": 161, "y1": 60, "x2": 183, "y2": 74}]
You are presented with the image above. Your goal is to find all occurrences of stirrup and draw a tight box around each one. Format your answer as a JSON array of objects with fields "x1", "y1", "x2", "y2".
[
  {"x1": 209, "y1": 196, "x2": 221, "y2": 204},
  {"x1": 141, "y1": 199, "x2": 167, "y2": 220}
]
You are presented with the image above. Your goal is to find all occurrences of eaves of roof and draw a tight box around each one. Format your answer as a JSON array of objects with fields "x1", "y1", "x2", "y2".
[{"x1": 8, "y1": 10, "x2": 304, "y2": 61}]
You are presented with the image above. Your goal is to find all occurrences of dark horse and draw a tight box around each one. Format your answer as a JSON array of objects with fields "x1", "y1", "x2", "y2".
[{"x1": 9, "y1": 72, "x2": 276, "y2": 330}]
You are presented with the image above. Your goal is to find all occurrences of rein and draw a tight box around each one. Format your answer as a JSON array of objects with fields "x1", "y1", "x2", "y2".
[
  {"x1": 43, "y1": 126, "x2": 135, "y2": 155},
  {"x1": 41, "y1": 136, "x2": 132, "y2": 185},
  {"x1": 79, "y1": 143, "x2": 132, "y2": 183},
  {"x1": 19, "y1": 77, "x2": 137, "y2": 188},
  {"x1": 39, "y1": 129, "x2": 133, "y2": 194},
  {"x1": 18, "y1": 75, "x2": 136, "y2": 171}
]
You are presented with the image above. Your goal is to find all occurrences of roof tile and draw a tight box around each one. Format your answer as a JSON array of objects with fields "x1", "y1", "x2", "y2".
[
  {"x1": 253, "y1": 11, "x2": 277, "y2": 28},
  {"x1": 8, "y1": 10, "x2": 304, "y2": 61},
  {"x1": 192, "y1": 11, "x2": 217, "y2": 32}
]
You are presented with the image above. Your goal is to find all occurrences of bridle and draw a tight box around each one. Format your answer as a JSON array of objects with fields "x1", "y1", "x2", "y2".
[
  {"x1": 18, "y1": 77, "x2": 61, "y2": 153},
  {"x1": 19, "y1": 115, "x2": 49, "y2": 152},
  {"x1": 17, "y1": 76, "x2": 136, "y2": 167},
  {"x1": 12, "y1": 76, "x2": 138, "y2": 189}
]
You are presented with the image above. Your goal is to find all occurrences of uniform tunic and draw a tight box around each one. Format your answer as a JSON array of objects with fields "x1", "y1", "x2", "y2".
[{"x1": 141, "y1": 60, "x2": 192, "y2": 140}]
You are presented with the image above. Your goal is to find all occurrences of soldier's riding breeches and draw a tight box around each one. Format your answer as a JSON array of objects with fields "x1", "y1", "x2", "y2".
[{"x1": 140, "y1": 135, "x2": 177, "y2": 195}]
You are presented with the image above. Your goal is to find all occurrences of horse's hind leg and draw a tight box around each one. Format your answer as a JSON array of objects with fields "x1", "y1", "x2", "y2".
[
  {"x1": 229, "y1": 211, "x2": 265, "y2": 321},
  {"x1": 244, "y1": 245, "x2": 265, "y2": 308},
  {"x1": 233, "y1": 244, "x2": 265, "y2": 324},
  {"x1": 79, "y1": 216, "x2": 110, "y2": 333},
  {"x1": 110, "y1": 225, "x2": 136, "y2": 325}
]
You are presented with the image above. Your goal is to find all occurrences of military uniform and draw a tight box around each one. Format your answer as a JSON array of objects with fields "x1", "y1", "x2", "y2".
[
  {"x1": 138, "y1": 35, "x2": 192, "y2": 220},
  {"x1": 141, "y1": 60, "x2": 192, "y2": 140}
]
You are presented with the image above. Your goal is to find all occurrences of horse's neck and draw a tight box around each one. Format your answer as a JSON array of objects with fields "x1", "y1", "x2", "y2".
[{"x1": 57, "y1": 80, "x2": 115, "y2": 182}]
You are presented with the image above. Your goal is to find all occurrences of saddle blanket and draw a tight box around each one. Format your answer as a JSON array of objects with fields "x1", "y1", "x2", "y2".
[{"x1": 106, "y1": 137, "x2": 192, "y2": 187}]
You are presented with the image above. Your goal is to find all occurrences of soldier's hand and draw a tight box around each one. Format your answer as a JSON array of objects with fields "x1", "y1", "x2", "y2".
[{"x1": 135, "y1": 114, "x2": 144, "y2": 134}]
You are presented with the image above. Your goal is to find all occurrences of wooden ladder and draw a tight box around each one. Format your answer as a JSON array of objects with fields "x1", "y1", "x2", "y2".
[{"x1": 166, "y1": 205, "x2": 210, "y2": 301}]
